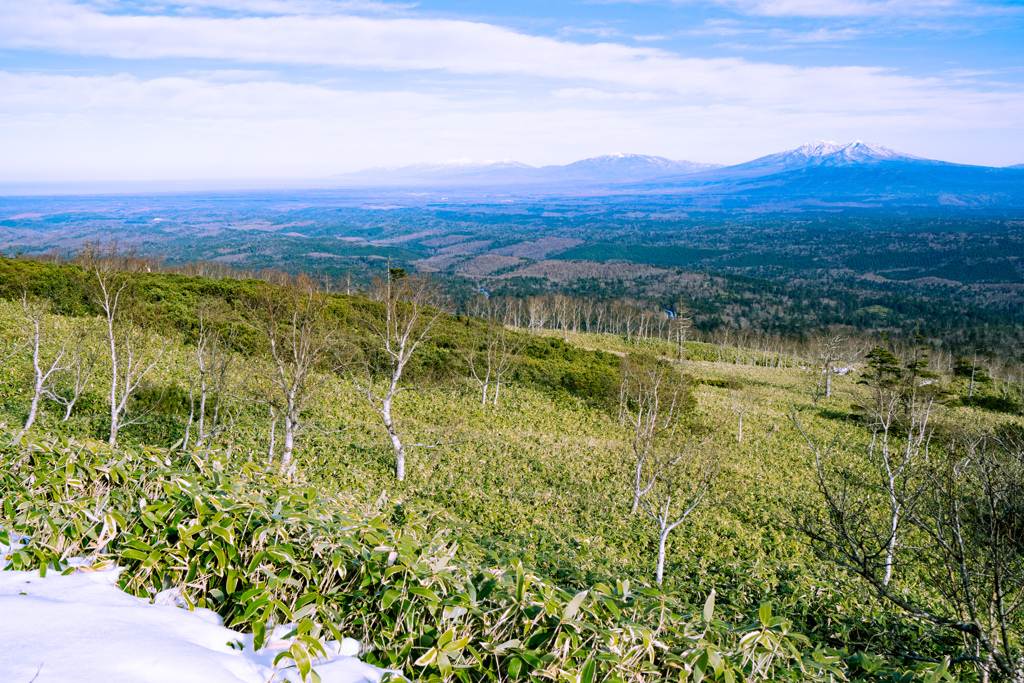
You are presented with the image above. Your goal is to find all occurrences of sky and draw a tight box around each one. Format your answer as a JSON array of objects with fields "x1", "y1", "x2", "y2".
[{"x1": 1, "y1": 0, "x2": 1023, "y2": 181}]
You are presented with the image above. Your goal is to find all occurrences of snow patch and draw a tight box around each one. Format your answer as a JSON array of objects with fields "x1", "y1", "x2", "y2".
[{"x1": 0, "y1": 562, "x2": 392, "y2": 683}]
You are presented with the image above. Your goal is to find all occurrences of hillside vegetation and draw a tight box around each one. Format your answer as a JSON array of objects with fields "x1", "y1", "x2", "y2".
[{"x1": 1, "y1": 255, "x2": 1022, "y2": 682}]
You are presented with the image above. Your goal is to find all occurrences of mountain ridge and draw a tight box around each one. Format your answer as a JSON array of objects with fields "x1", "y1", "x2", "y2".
[
  {"x1": 334, "y1": 153, "x2": 722, "y2": 185},
  {"x1": 328, "y1": 142, "x2": 1024, "y2": 209}
]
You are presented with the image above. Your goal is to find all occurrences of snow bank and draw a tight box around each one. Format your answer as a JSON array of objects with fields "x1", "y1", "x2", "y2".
[{"x1": 0, "y1": 563, "x2": 392, "y2": 683}]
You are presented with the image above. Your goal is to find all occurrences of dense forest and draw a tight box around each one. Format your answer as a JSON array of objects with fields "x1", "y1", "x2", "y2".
[{"x1": 1, "y1": 247, "x2": 1022, "y2": 682}]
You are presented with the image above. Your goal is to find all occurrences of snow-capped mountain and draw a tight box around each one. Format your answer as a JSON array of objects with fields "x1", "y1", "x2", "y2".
[
  {"x1": 625, "y1": 140, "x2": 1024, "y2": 209},
  {"x1": 537, "y1": 153, "x2": 722, "y2": 181},
  {"x1": 330, "y1": 143, "x2": 1023, "y2": 208},
  {"x1": 334, "y1": 154, "x2": 720, "y2": 186},
  {"x1": 725, "y1": 140, "x2": 926, "y2": 174}
]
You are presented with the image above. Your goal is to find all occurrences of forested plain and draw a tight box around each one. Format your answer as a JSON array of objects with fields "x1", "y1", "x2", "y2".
[
  {"x1": 1, "y1": 242, "x2": 1022, "y2": 682},
  {"x1": 3, "y1": 196, "x2": 1022, "y2": 359}
]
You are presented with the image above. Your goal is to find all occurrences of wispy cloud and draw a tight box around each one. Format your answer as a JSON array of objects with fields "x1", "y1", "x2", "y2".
[
  {"x1": 2, "y1": 0, "x2": 1020, "y2": 115},
  {"x1": 783, "y1": 27, "x2": 861, "y2": 42},
  {"x1": 88, "y1": 0, "x2": 415, "y2": 16},
  {"x1": 676, "y1": 0, "x2": 1014, "y2": 19},
  {"x1": 552, "y1": 87, "x2": 663, "y2": 100},
  {"x1": 0, "y1": 0, "x2": 1022, "y2": 176},
  {"x1": 558, "y1": 25, "x2": 624, "y2": 38}
]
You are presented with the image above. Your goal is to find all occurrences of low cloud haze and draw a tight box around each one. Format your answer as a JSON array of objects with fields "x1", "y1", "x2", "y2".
[{"x1": 1, "y1": 0, "x2": 1022, "y2": 180}]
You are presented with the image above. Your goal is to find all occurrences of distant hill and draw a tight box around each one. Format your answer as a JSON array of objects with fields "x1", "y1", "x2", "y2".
[
  {"x1": 333, "y1": 153, "x2": 721, "y2": 186},
  {"x1": 330, "y1": 141, "x2": 1024, "y2": 209}
]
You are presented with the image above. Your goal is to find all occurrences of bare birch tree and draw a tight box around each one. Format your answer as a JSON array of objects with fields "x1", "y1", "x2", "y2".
[
  {"x1": 793, "y1": 412, "x2": 1023, "y2": 680},
  {"x1": 636, "y1": 441, "x2": 718, "y2": 584},
  {"x1": 355, "y1": 269, "x2": 446, "y2": 481},
  {"x1": 240, "y1": 273, "x2": 343, "y2": 472},
  {"x1": 18, "y1": 295, "x2": 74, "y2": 433},
  {"x1": 671, "y1": 304, "x2": 692, "y2": 363},
  {"x1": 491, "y1": 319, "x2": 524, "y2": 407},
  {"x1": 729, "y1": 389, "x2": 753, "y2": 444},
  {"x1": 619, "y1": 354, "x2": 690, "y2": 513},
  {"x1": 42, "y1": 326, "x2": 98, "y2": 423},
  {"x1": 182, "y1": 301, "x2": 238, "y2": 451},
  {"x1": 464, "y1": 320, "x2": 525, "y2": 407},
  {"x1": 84, "y1": 250, "x2": 166, "y2": 446}
]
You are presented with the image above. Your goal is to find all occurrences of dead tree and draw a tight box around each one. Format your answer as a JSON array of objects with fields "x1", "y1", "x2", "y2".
[
  {"x1": 526, "y1": 296, "x2": 547, "y2": 333},
  {"x1": 18, "y1": 295, "x2": 74, "y2": 433},
  {"x1": 793, "y1": 413, "x2": 1024, "y2": 680},
  {"x1": 464, "y1": 321, "x2": 525, "y2": 407},
  {"x1": 492, "y1": 319, "x2": 525, "y2": 407},
  {"x1": 355, "y1": 269, "x2": 446, "y2": 481},
  {"x1": 43, "y1": 327, "x2": 98, "y2": 423},
  {"x1": 85, "y1": 252, "x2": 166, "y2": 446},
  {"x1": 636, "y1": 441, "x2": 718, "y2": 584},
  {"x1": 464, "y1": 333, "x2": 494, "y2": 407},
  {"x1": 729, "y1": 389, "x2": 753, "y2": 444},
  {"x1": 239, "y1": 274, "x2": 342, "y2": 471},
  {"x1": 620, "y1": 354, "x2": 689, "y2": 513},
  {"x1": 811, "y1": 333, "x2": 860, "y2": 405},
  {"x1": 182, "y1": 301, "x2": 238, "y2": 451},
  {"x1": 553, "y1": 294, "x2": 572, "y2": 341},
  {"x1": 671, "y1": 306, "x2": 692, "y2": 363}
]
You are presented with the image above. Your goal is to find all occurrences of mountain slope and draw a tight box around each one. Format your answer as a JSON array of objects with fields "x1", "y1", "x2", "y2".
[
  {"x1": 614, "y1": 141, "x2": 1024, "y2": 209},
  {"x1": 537, "y1": 153, "x2": 721, "y2": 181},
  {"x1": 334, "y1": 154, "x2": 720, "y2": 186}
]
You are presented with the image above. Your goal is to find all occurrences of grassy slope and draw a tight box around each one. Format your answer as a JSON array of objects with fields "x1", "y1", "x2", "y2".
[{"x1": 2, "y1": 265, "x2": 1022, "y2": 680}]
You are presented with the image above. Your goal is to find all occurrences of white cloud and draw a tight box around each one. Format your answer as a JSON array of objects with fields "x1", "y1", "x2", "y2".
[
  {"x1": 1, "y1": 70, "x2": 1022, "y2": 180},
  {"x1": 1, "y1": 0, "x2": 1021, "y2": 117},
  {"x1": 558, "y1": 26, "x2": 624, "y2": 38},
  {"x1": 552, "y1": 87, "x2": 663, "y2": 100},
  {"x1": 0, "y1": 0, "x2": 1022, "y2": 177},
  {"x1": 782, "y1": 27, "x2": 861, "y2": 42},
  {"x1": 727, "y1": 0, "x2": 956, "y2": 18},
  {"x1": 677, "y1": 0, "x2": 1013, "y2": 19},
  {"x1": 86, "y1": 0, "x2": 414, "y2": 16}
]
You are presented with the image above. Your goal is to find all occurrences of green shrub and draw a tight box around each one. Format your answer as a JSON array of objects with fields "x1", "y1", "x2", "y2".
[
  {"x1": 513, "y1": 337, "x2": 620, "y2": 404},
  {"x1": 0, "y1": 427, "x2": 937, "y2": 683}
]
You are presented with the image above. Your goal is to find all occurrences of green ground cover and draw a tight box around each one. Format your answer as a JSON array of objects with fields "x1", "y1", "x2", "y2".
[{"x1": 1, "y1": 264, "x2": 1022, "y2": 681}]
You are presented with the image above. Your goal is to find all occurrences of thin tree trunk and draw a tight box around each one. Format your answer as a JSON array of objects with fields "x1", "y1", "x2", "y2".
[
  {"x1": 107, "y1": 318, "x2": 119, "y2": 446},
  {"x1": 24, "y1": 329, "x2": 43, "y2": 432},
  {"x1": 268, "y1": 407, "x2": 277, "y2": 463},
  {"x1": 382, "y1": 397, "x2": 406, "y2": 480},
  {"x1": 282, "y1": 417, "x2": 295, "y2": 469},
  {"x1": 656, "y1": 525, "x2": 669, "y2": 585}
]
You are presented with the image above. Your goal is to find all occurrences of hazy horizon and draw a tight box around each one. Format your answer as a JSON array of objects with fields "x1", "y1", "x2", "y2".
[{"x1": 2, "y1": 1, "x2": 1023, "y2": 182}]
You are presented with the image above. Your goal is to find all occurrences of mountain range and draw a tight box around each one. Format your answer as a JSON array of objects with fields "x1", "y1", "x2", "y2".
[
  {"x1": 335, "y1": 153, "x2": 721, "y2": 185},
  {"x1": 334, "y1": 141, "x2": 1024, "y2": 210}
]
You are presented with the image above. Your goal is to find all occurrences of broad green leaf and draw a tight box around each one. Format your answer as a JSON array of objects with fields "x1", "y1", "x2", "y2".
[
  {"x1": 562, "y1": 590, "x2": 588, "y2": 622},
  {"x1": 382, "y1": 588, "x2": 402, "y2": 609},
  {"x1": 703, "y1": 589, "x2": 716, "y2": 623},
  {"x1": 507, "y1": 657, "x2": 523, "y2": 679},
  {"x1": 581, "y1": 657, "x2": 596, "y2": 683}
]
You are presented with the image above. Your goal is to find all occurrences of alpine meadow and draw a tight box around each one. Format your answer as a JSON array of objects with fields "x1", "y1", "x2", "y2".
[
  {"x1": 1, "y1": 235, "x2": 1021, "y2": 681},
  {"x1": 3, "y1": 0, "x2": 1024, "y2": 681}
]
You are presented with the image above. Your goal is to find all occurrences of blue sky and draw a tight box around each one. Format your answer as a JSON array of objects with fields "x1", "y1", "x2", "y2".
[{"x1": 1, "y1": 0, "x2": 1022, "y2": 180}]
